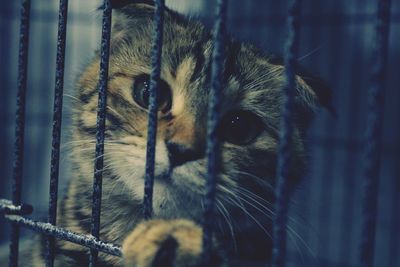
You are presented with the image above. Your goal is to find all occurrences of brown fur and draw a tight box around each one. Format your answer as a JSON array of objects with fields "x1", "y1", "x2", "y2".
[{"x1": 13, "y1": 2, "x2": 327, "y2": 266}]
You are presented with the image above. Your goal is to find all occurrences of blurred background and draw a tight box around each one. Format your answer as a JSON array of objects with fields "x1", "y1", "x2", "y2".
[{"x1": 0, "y1": 1, "x2": 399, "y2": 266}]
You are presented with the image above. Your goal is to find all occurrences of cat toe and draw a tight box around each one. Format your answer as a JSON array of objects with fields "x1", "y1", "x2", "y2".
[{"x1": 122, "y1": 219, "x2": 203, "y2": 267}]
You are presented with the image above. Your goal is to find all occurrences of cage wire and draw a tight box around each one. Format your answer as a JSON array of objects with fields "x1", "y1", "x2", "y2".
[{"x1": 0, "y1": 0, "x2": 399, "y2": 267}]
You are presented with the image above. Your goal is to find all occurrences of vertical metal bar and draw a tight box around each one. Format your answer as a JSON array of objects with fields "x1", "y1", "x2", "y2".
[
  {"x1": 143, "y1": 0, "x2": 165, "y2": 220},
  {"x1": 272, "y1": 0, "x2": 302, "y2": 266},
  {"x1": 89, "y1": 0, "x2": 112, "y2": 266},
  {"x1": 9, "y1": 1, "x2": 31, "y2": 266},
  {"x1": 359, "y1": 0, "x2": 391, "y2": 266},
  {"x1": 202, "y1": 0, "x2": 228, "y2": 264},
  {"x1": 45, "y1": 0, "x2": 69, "y2": 266}
]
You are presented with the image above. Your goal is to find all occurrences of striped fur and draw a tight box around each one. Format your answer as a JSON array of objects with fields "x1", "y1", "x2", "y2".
[{"x1": 27, "y1": 2, "x2": 325, "y2": 266}]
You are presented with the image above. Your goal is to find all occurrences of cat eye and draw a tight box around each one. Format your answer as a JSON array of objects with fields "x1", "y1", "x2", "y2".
[
  {"x1": 132, "y1": 75, "x2": 172, "y2": 113},
  {"x1": 219, "y1": 110, "x2": 264, "y2": 145}
]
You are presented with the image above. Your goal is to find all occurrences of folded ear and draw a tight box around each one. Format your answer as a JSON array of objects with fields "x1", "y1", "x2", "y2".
[
  {"x1": 103, "y1": 1, "x2": 156, "y2": 52},
  {"x1": 294, "y1": 72, "x2": 334, "y2": 131},
  {"x1": 269, "y1": 56, "x2": 335, "y2": 131},
  {"x1": 106, "y1": 0, "x2": 185, "y2": 53},
  {"x1": 109, "y1": 0, "x2": 155, "y2": 9}
]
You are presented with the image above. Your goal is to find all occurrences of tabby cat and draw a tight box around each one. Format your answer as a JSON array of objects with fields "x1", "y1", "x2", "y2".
[{"x1": 27, "y1": 1, "x2": 327, "y2": 266}]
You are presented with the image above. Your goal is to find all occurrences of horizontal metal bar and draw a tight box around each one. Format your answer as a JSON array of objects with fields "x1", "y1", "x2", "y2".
[
  {"x1": 4, "y1": 215, "x2": 122, "y2": 257},
  {"x1": 0, "y1": 199, "x2": 33, "y2": 215}
]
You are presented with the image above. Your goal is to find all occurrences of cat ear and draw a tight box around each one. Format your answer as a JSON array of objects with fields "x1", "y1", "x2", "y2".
[
  {"x1": 294, "y1": 70, "x2": 335, "y2": 131},
  {"x1": 104, "y1": 1, "x2": 157, "y2": 52},
  {"x1": 269, "y1": 56, "x2": 335, "y2": 131},
  {"x1": 111, "y1": 1, "x2": 155, "y2": 24},
  {"x1": 110, "y1": 0, "x2": 155, "y2": 9},
  {"x1": 106, "y1": 1, "x2": 184, "y2": 53}
]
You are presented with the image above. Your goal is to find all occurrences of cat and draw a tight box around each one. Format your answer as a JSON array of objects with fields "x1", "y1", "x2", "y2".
[{"x1": 11, "y1": 1, "x2": 329, "y2": 266}]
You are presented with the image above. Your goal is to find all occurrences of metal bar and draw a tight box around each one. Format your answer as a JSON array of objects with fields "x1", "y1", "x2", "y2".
[
  {"x1": 359, "y1": 0, "x2": 392, "y2": 266},
  {"x1": 89, "y1": 0, "x2": 112, "y2": 266},
  {"x1": 272, "y1": 0, "x2": 302, "y2": 266},
  {"x1": 45, "y1": 0, "x2": 69, "y2": 266},
  {"x1": 202, "y1": 0, "x2": 228, "y2": 264},
  {"x1": 143, "y1": 0, "x2": 166, "y2": 220},
  {"x1": 9, "y1": 1, "x2": 31, "y2": 266},
  {"x1": 4, "y1": 215, "x2": 122, "y2": 257},
  {"x1": 0, "y1": 199, "x2": 33, "y2": 215}
]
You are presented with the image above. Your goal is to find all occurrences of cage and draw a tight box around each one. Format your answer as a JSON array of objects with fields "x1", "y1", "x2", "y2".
[{"x1": 0, "y1": 0, "x2": 399, "y2": 266}]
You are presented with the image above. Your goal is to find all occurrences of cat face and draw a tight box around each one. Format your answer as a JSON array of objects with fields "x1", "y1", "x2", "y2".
[{"x1": 72, "y1": 2, "x2": 320, "y2": 237}]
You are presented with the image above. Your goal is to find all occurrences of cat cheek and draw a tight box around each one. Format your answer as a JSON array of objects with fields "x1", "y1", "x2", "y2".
[
  {"x1": 154, "y1": 141, "x2": 170, "y2": 174},
  {"x1": 170, "y1": 164, "x2": 205, "y2": 193}
]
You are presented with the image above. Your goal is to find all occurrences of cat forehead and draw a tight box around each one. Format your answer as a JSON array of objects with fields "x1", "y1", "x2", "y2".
[
  {"x1": 109, "y1": 10, "x2": 285, "y2": 117},
  {"x1": 164, "y1": 45, "x2": 284, "y2": 122},
  {"x1": 110, "y1": 30, "x2": 283, "y2": 91}
]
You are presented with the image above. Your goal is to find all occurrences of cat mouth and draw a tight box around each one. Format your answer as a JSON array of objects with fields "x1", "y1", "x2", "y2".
[{"x1": 154, "y1": 169, "x2": 172, "y2": 182}]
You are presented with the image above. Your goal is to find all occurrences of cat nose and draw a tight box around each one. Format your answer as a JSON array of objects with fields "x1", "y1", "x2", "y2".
[{"x1": 165, "y1": 141, "x2": 203, "y2": 167}]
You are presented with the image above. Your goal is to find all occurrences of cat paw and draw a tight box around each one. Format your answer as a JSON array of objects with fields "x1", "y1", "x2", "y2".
[{"x1": 122, "y1": 219, "x2": 206, "y2": 267}]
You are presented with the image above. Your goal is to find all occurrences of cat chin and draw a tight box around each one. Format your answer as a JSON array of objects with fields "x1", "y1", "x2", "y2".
[
  {"x1": 118, "y1": 170, "x2": 202, "y2": 219},
  {"x1": 116, "y1": 148, "x2": 206, "y2": 218},
  {"x1": 143, "y1": 181, "x2": 203, "y2": 220}
]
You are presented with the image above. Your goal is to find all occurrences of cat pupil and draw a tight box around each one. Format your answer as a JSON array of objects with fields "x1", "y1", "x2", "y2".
[
  {"x1": 220, "y1": 110, "x2": 263, "y2": 145},
  {"x1": 140, "y1": 82, "x2": 150, "y2": 106},
  {"x1": 132, "y1": 74, "x2": 172, "y2": 112}
]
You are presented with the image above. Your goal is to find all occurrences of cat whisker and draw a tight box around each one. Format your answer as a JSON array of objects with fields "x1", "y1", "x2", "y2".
[
  {"x1": 60, "y1": 141, "x2": 96, "y2": 150},
  {"x1": 220, "y1": 185, "x2": 309, "y2": 252},
  {"x1": 99, "y1": 161, "x2": 137, "y2": 172},
  {"x1": 233, "y1": 191, "x2": 274, "y2": 219},
  {"x1": 63, "y1": 147, "x2": 123, "y2": 158},
  {"x1": 236, "y1": 188, "x2": 273, "y2": 210},
  {"x1": 223, "y1": 172, "x2": 309, "y2": 227},
  {"x1": 216, "y1": 199, "x2": 237, "y2": 251},
  {"x1": 221, "y1": 185, "x2": 316, "y2": 265},
  {"x1": 62, "y1": 139, "x2": 96, "y2": 145},
  {"x1": 63, "y1": 93, "x2": 84, "y2": 103},
  {"x1": 286, "y1": 224, "x2": 319, "y2": 266},
  {"x1": 61, "y1": 139, "x2": 132, "y2": 152},
  {"x1": 222, "y1": 194, "x2": 272, "y2": 241},
  {"x1": 235, "y1": 187, "x2": 312, "y2": 240},
  {"x1": 298, "y1": 45, "x2": 323, "y2": 61},
  {"x1": 229, "y1": 170, "x2": 274, "y2": 191},
  {"x1": 286, "y1": 228, "x2": 307, "y2": 267},
  {"x1": 218, "y1": 184, "x2": 273, "y2": 214}
]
